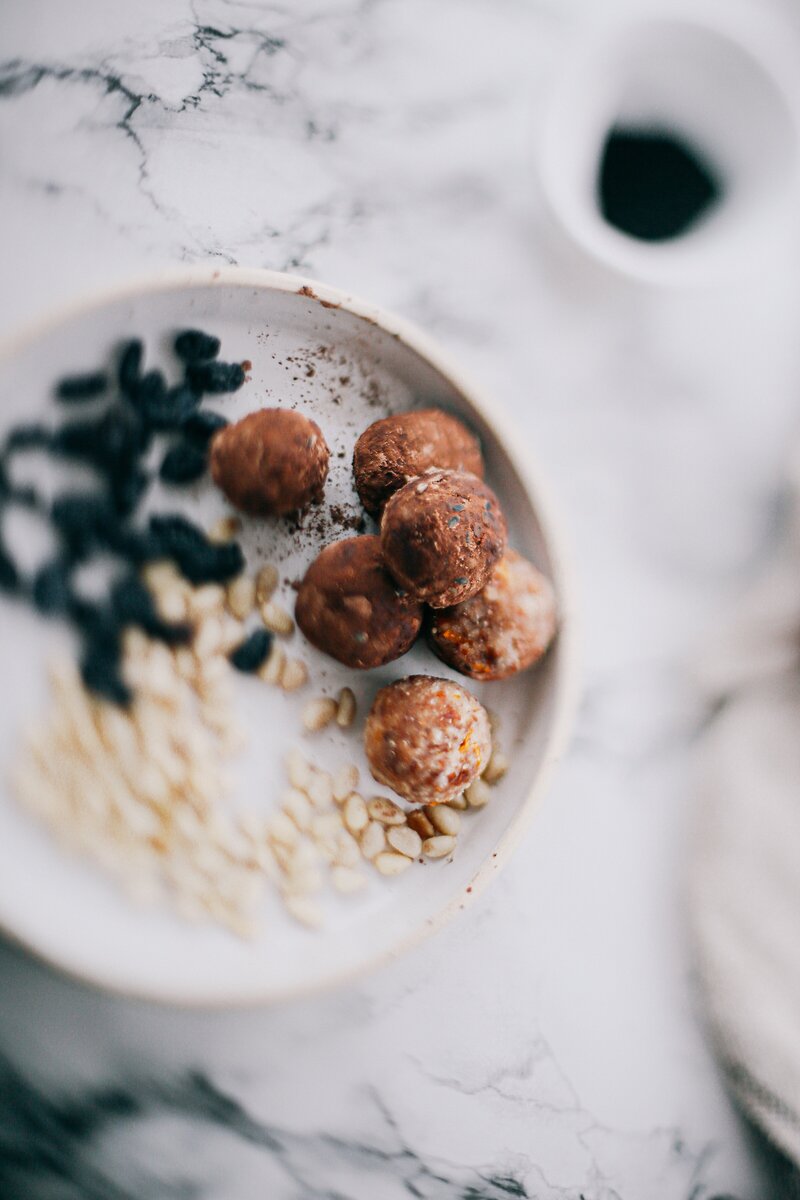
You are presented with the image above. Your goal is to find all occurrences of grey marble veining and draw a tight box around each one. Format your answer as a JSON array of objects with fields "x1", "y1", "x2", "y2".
[{"x1": 1, "y1": 0, "x2": 800, "y2": 1196}]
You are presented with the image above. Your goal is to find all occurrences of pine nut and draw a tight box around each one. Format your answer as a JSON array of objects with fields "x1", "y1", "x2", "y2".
[
  {"x1": 156, "y1": 586, "x2": 187, "y2": 623},
  {"x1": 282, "y1": 787, "x2": 312, "y2": 832},
  {"x1": 281, "y1": 867, "x2": 324, "y2": 897},
  {"x1": 259, "y1": 641, "x2": 285, "y2": 685},
  {"x1": 367, "y1": 796, "x2": 406, "y2": 825},
  {"x1": 332, "y1": 866, "x2": 367, "y2": 894},
  {"x1": 280, "y1": 657, "x2": 308, "y2": 692},
  {"x1": 285, "y1": 747, "x2": 311, "y2": 791},
  {"x1": 332, "y1": 829, "x2": 361, "y2": 868},
  {"x1": 207, "y1": 515, "x2": 241, "y2": 543},
  {"x1": 284, "y1": 894, "x2": 323, "y2": 927},
  {"x1": 142, "y1": 560, "x2": 181, "y2": 593},
  {"x1": 448, "y1": 794, "x2": 468, "y2": 810},
  {"x1": 374, "y1": 851, "x2": 413, "y2": 876},
  {"x1": 255, "y1": 563, "x2": 279, "y2": 604},
  {"x1": 425, "y1": 805, "x2": 461, "y2": 836},
  {"x1": 267, "y1": 811, "x2": 300, "y2": 848},
  {"x1": 386, "y1": 825, "x2": 422, "y2": 858},
  {"x1": 194, "y1": 616, "x2": 225, "y2": 658},
  {"x1": 225, "y1": 574, "x2": 256, "y2": 620},
  {"x1": 359, "y1": 820, "x2": 386, "y2": 860},
  {"x1": 465, "y1": 778, "x2": 491, "y2": 808},
  {"x1": 333, "y1": 763, "x2": 359, "y2": 803},
  {"x1": 190, "y1": 584, "x2": 226, "y2": 618},
  {"x1": 335, "y1": 686, "x2": 356, "y2": 728},
  {"x1": 343, "y1": 792, "x2": 368, "y2": 835},
  {"x1": 306, "y1": 769, "x2": 333, "y2": 809},
  {"x1": 261, "y1": 599, "x2": 294, "y2": 636},
  {"x1": 482, "y1": 750, "x2": 509, "y2": 785},
  {"x1": 311, "y1": 812, "x2": 342, "y2": 841},
  {"x1": 302, "y1": 696, "x2": 338, "y2": 733},
  {"x1": 407, "y1": 810, "x2": 436, "y2": 840},
  {"x1": 422, "y1": 835, "x2": 456, "y2": 859}
]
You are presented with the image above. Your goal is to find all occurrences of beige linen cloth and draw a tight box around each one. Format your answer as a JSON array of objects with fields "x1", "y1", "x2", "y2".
[{"x1": 691, "y1": 457, "x2": 800, "y2": 1164}]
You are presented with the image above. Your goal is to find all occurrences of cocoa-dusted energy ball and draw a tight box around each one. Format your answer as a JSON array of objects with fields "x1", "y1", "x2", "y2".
[
  {"x1": 364, "y1": 675, "x2": 492, "y2": 805},
  {"x1": 295, "y1": 535, "x2": 423, "y2": 669},
  {"x1": 428, "y1": 549, "x2": 557, "y2": 681},
  {"x1": 381, "y1": 470, "x2": 506, "y2": 608},
  {"x1": 353, "y1": 408, "x2": 484, "y2": 516},
  {"x1": 210, "y1": 408, "x2": 329, "y2": 516}
]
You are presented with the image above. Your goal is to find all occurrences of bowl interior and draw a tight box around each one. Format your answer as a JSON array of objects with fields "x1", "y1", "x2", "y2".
[
  {"x1": 540, "y1": 14, "x2": 800, "y2": 284},
  {"x1": 0, "y1": 271, "x2": 571, "y2": 1004}
]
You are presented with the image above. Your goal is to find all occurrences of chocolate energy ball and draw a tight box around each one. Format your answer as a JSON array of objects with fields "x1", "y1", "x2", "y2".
[
  {"x1": 364, "y1": 675, "x2": 492, "y2": 805},
  {"x1": 210, "y1": 408, "x2": 329, "y2": 516},
  {"x1": 380, "y1": 470, "x2": 506, "y2": 608},
  {"x1": 295, "y1": 535, "x2": 423, "y2": 669},
  {"x1": 353, "y1": 408, "x2": 484, "y2": 516},
  {"x1": 428, "y1": 549, "x2": 557, "y2": 681}
]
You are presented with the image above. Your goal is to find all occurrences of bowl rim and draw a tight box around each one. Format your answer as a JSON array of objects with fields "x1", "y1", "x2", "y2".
[{"x1": 0, "y1": 264, "x2": 580, "y2": 1008}]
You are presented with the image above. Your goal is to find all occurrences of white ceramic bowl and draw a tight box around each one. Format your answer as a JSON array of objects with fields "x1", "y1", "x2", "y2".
[
  {"x1": 0, "y1": 266, "x2": 577, "y2": 1006},
  {"x1": 539, "y1": 5, "x2": 800, "y2": 285}
]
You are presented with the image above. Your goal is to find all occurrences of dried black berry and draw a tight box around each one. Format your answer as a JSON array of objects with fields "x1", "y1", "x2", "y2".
[
  {"x1": 186, "y1": 361, "x2": 245, "y2": 394},
  {"x1": 140, "y1": 383, "x2": 201, "y2": 432},
  {"x1": 159, "y1": 442, "x2": 207, "y2": 485},
  {"x1": 148, "y1": 513, "x2": 244, "y2": 583},
  {"x1": 180, "y1": 409, "x2": 228, "y2": 445},
  {"x1": 110, "y1": 573, "x2": 191, "y2": 646},
  {"x1": 80, "y1": 640, "x2": 131, "y2": 706},
  {"x1": 7, "y1": 484, "x2": 42, "y2": 511},
  {"x1": 32, "y1": 559, "x2": 73, "y2": 615},
  {"x1": 5, "y1": 425, "x2": 51, "y2": 452},
  {"x1": 55, "y1": 372, "x2": 108, "y2": 402},
  {"x1": 53, "y1": 408, "x2": 149, "y2": 473},
  {"x1": 174, "y1": 329, "x2": 221, "y2": 364},
  {"x1": 104, "y1": 524, "x2": 163, "y2": 567},
  {"x1": 229, "y1": 629, "x2": 273, "y2": 673},
  {"x1": 51, "y1": 492, "x2": 117, "y2": 558},
  {"x1": 0, "y1": 541, "x2": 20, "y2": 593},
  {"x1": 118, "y1": 339, "x2": 144, "y2": 396},
  {"x1": 133, "y1": 370, "x2": 167, "y2": 409},
  {"x1": 110, "y1": 466, "x2": 150, "y2": 518}
]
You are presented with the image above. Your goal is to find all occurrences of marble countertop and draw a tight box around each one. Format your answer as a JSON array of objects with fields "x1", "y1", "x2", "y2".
[{"x1": 2, "y1": 1, "x2": 800, "y2": 1196}]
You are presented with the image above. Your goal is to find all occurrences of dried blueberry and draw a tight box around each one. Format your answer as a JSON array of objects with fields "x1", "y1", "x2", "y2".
[
  {"x1": 159, "y1": 442, "x2": 207, "y2": 485},
  {"x1": 229, "y1": 629, "x2": 273, "y2": 673},
  {"x1": 118, "y1": 339, "x2": 144, "y2": 396},
  {"x1": 55, "y1": 372, "x2": 108, "y2": 402},
  {"x1": 180, "y1": 409, "x2": 228, "y2": 445},
  {"x1": 174, "y1": 329, "x2": 221, "y2": 364},
  {"x1": 186, "y1": 361, "x2": 245, "y2": 395}
]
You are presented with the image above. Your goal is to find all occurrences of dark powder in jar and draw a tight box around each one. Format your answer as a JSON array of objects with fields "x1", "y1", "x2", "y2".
[{"x1": 597, "y1": 126, "x2": 721, "y2": 242}]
